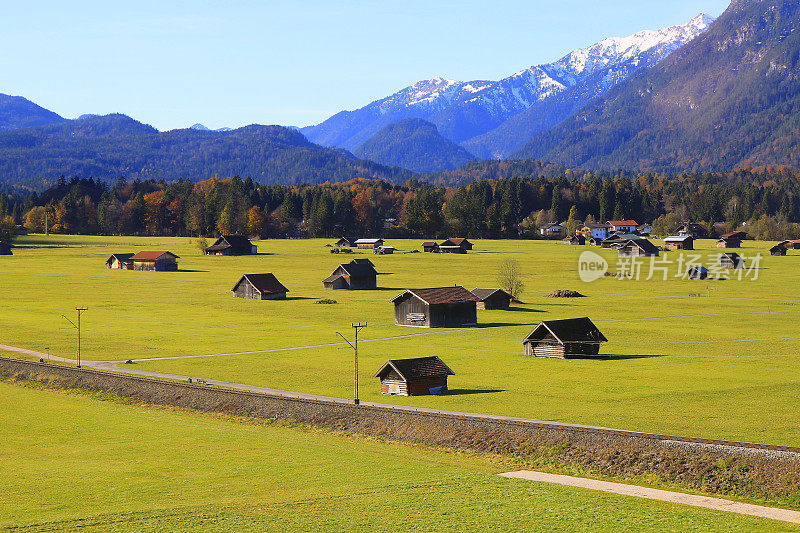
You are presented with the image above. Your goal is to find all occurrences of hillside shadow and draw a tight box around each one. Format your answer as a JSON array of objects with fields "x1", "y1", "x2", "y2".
[
  {"x1": 507, "y1": 306, "x2": 545, "y2": 313},
  {"x1": 284, "y1": 296, "x2": 316, "y2": 301},
  {"x1": 177, "y1": 269, "x2": 209, "y2": 273},
  {"x1": 593, "y1": 354, "x2": 668, "y2": 360},
  {"x1": 445, "y1": 388, "x2": 505, "y2": 396},
  {"x1": 474, "y1": 322, "x2": 539, "y2": 329}
]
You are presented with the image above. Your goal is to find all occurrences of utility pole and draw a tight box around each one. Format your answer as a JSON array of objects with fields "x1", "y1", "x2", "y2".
[
  {"x1": 337, "y1": 322, "x2": 367, "y2": 405},
  {"x1": 61, "y1": 307, "x2": 88, "y2": 368}
]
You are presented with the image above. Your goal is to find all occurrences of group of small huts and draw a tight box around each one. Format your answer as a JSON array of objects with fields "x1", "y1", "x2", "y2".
[
  {"x1": 105, "y1": 251, "x2": 180, "y2": 271},
  {"x1": 421, "y1": 238, "x2": 473, "y2": 254}
]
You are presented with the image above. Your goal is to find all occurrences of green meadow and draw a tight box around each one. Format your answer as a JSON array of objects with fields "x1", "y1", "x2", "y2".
[
  {"x1": 1, "y1": 382, "x2": 796, "y2": 532},
  {"x1": 2, "y1": 235, "x2": 800, "y2": 445}
]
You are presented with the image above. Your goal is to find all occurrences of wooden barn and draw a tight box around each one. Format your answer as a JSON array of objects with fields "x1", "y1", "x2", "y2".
[
  {"x1": 663, "y1": 235, "x2": 693, "y2": 251},
  {"x1": 323, "y1": 261, "x2": 377, "y2": 290},
  {"x1": 720, "y1": 252, "x2": 744, "y2": 269},
  {"x1": 334, "y1": 237, "x2": 356, "y2": 248},
  {"x1": 204, "y1": 235, "x2": 257, "y2": 255},
  {"x1": 563, "y1": 234, "x2": 586, "y2": 245},
  {"x1": 391, "y1": 286, "x2": 478, "y2": 328},
  {"x1": 0, "y1": 242, "x2": 12, "y2": 256},
  {"x1": 373, "y1": 356, "x2": 454, "y2": 396},
  {"x1": 722, "y1": 231, "x2": 748, "y2": 241},
  {"x1": 374, "y1": 245, "x2": 395, "y2": 255},
  {"x1": 354, "y1": 238, "x2": 384, "y2": 250},
  {"x1": 439, "y1": 238, "x2": 473, "y2": 253},
  {"x1": 105, "y1": 253, "x2": 134, "y2": 269},
  {"x1": 522, "y1": 318, "x2": 608, "y2": 359},
  {"x1": 422, "y1": 241, "x2": 439, "y2": 253},
  {"x1": 617, "y1": 239, "x2": 659, "y2": 257},
  {"x1": 716, "y1": 236, "x2": 741, "y2": 248},
  {"x1": 130, "y1": 251, "x2": 179, "y2": 271},
  {"x1": 770, "y1": 244, "x2": 788, "y2": 256},
  {"x1": 232, "y1": 273, "x2": 289, "y2": 300},
  {"x1": 471, "y1": 288, "x2": 512, "y2": 310},
  {"x1": 687, "y1": 266, "x2": 709, "y2": 280}
]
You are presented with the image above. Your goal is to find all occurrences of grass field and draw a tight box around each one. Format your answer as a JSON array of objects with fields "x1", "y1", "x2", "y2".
[
  {"x1": 2, "y1": 235, "x2": 800, "y2": 445},
  {"x1": 1, "y1": 381, "x2": 797, "y2": 532}
]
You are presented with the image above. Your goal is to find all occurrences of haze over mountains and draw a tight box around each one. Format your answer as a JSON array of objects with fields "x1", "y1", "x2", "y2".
[{"x1": 302, "y1": 14, "x2": 715, "y2": 163}]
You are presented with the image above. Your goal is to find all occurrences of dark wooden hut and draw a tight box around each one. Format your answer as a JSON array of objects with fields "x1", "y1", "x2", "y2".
[
  {"x1": 204, "y1": 235, "x2": 257, "y2": 255},
  {"x1": 391, "y1": 286, "x2": 478, "y2": 328},
  {"x1": 439, "y1": 238, "x2": 472, "y2": 253},
  {"x1": 720, "y1": 252, "x2": 744, "y2": 269},
  {"x1": 770, "y1": 244, "x2": 787, "y2": 256},
  {"x1": 130, "y1": 251, "x2": 179, "y2": 271},
  {"x1": 105, "y1": 253, "x2": 134, "y2": 269},
  {"x1": 374, "y1": 245, "x2": 395, "y2": 255},
  {"x1": 323, "y1": 262, "x2": 377, "y2": 290},
  {"x1": 563, "y1": 234, "x2": 586, "y2": 245},
  {"x1": 232, "y1": 273, "x2": 289, "y2": 300},
  {"x1": 471, "y1": 288, "x2": 512, "y2": 310},
  {"x1": 334, "y1": 237, "x2": 356, "y2": 248},
  {"x1": 617, "y1": 239, "x2": 660, "y2": 257},
  {"x1": 687, "y1": 266, "x2": 709, "y2": 280},
  {"x1": 716, "y1": 237, "x2": 741, "y2": 248},
  {"x1": 522, "y1": 318, "x2": 607, "y2": 359},
  {"x1": 0, "y1": 242, "x2": 12, "y2": 256},
  {"x1": 422, "y1": 242, "x2": 439, "y2": 253},
  {"x1": 663, "y1": 235, "x2": 693, "y2": 251},
  {"x1": 373, "y1": 356, "x2": 454, "y2": 396}
]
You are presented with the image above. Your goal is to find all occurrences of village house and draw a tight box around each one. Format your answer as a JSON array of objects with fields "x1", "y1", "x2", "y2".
[
  {"x1": 778, "y1": 239, "x2": 800, "y2": 250},
  {"x1": 770, "y1": 244, "x2": 787, "y2": 256},
  {"x1": 580, "y1": 223, "x2": 612, "y2": 240},
  {"x1": 204, "y1": 235, "x2": 257, "y2": 255},
  {"x1": 471, "y1": 288, "x2": 512, "y2": 310},
  {"x1": 677, "y1": 222, "x2": 706, "y2": 238},
  {"x1": 720, "y1": 252, "x2": 744, "y2": 269},
  {"x1": 617, "y1": 239, "x2": 660, "y2": 257},
  {"x1": 105, "y1": 253, "x2": 134, "y2": 269},
  {"x1": 539, "y1": 222, "x2": 564, "y2": 237},
  {"x1": 439, "y1": 238, "x2": 473, "y2": 253},
  {"x1": 0, "y1": 242, "x2": 12, "y2": 256},
  {"x1": 323, "y1": 260, "x2": 377, "y2": 290},
  {"x1": 522, "y1": 317, "x2": 608, "y2": 359},
  {"x1": 422, "y1": 241, "x2": 439, "y2": 253},
  {"x1": 563, "y1": 234, "x2": 586, "y2": 245},
  {"x1": 354, "y1": 238, "x2": 384, "y2": 250},
  {"x1": 232, "y1": 273, "x2": 289, "y2": 300},
  {"x1": 390, "y1": 286, "x2": 478, "y2": 328},
  {"x1": 130, "y1": 251, "x2": 179, "y2": 271},
  {"x1": 607, "y1": 220, "x2": 638, "y2": 234},
  {"x1": 663, "y1": 235, "x2": 694, "y2": 251},
  {"x1": 637, "y1": 223, "x2": 652, "y2": 235},
  {"x1": 373, "y1": 356, "x2": 454, "y2": 396}
]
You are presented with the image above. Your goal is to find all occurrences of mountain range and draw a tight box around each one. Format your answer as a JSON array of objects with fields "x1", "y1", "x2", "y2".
[
  {"x1": 515, "y1": 0, "x2": 800, "y2": 171},
  {"x1": 301, "y1": 14, "x2": 714, "y2": 165}
]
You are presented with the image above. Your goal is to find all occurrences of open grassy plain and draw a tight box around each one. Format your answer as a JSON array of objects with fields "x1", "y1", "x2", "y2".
[
  {"x1": 1, "y1": 381, "x2": 796, "y2": 532},
  {"x1": 2, "y1": 235, "x2": 800, "y2": 445}
]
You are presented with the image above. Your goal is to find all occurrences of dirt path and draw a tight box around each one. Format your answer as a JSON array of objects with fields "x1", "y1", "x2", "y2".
[{"x1": 499, "y1": 471, "x2": 800, "y2": 524}]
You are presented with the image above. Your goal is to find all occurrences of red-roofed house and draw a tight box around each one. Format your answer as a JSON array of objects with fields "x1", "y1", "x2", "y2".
[{"x1": 607, "y1": 220, "x2": 638, "y2": 234}]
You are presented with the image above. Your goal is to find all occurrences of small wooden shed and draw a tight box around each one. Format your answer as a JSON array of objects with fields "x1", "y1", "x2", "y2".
[
  {"x1": 323, "y1": 261, "x2": 377, "y2": 290},
  {"x1": 373, "y1": 356, "x2": 454, "y2": 396},
  {"x1": 374, "y1": 245, "x2": 395, "y2": 255},
  {"x1": 130, "y1": 251, "x2": 179, "y2": 271},
  {"x1": 716, "y1": 237, "x2": 741, "y2": 248},
  {"x1": 334, "y1": 237, "x2": 356, "y2": 248},
  {"x1": 687, "y1": 266, "x2": 709, "y2": 280},
  {"x1": 204, "y1": 235, "x2": 257, "y2": 255},
  {"x1": 664, "y1": 235, "x2": 693, "y2": 251},
  {"x1": 471, "y1": 288, "x2": 512, "y2": 310},
  {"x1": 354, "y1": 238, "x2": 384, "y2": 250},
  {"x1": 232, "y1": 273, "x2": 289, "y2": 300},
  {"x1": 720, "y1": 252, "x2": 744, "y2": 269},
  {"x1": 391, "y1": 286, "x2": 478, "y2": 328},
  {"x1": 563, "y1": 234, "x2": 586, "y2": 245},
  {"x1": 422, "y1": 241, "x2": 439, "y2": 253},
  {"x1": 522, "y1": 318, "x2": 608, "y2": 359},
  {"x1": 105, "y1": 253, "x2": 134, "y2": 269},
  {"x1": 439, "y1": 238, "x2": 472, "y2": 254},
  {"x1": 770, "y1": 244, "x2": 787, "y2": 256},
  {"x1": 617, "y1": 239, "x2": 660, "y2": 257},
  {"x1": 0, "y1": 242, "x2": 12, "y2": 256}
]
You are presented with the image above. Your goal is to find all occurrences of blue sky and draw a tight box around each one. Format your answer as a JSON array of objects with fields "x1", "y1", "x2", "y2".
[{"x1": 1, "y1": 0, "x2": 731, "y2": 131}]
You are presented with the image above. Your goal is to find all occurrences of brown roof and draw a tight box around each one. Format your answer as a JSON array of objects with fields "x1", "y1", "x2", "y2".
[
  {"x1": 373, "y1": 356, "x2": 455, "y2": 380},
  {"x1": 607, "y1": 220, "x2": 638, "y2": 226},
  {"x1": 234, "y1": 273, "x2": 288, "y2": 295},
  {"x1": 524, "y1": 318, "x2": 608, "y2": 345},
  {"x1": 471, "y1": 288, "x2": 512, "y2": 301},
  {"x1": 390, "y1": 286, "x2": 479, "y2": 305},
  {"x1": 130, "y1": 251, "x2": 179, "y2": 261},
  {"x1": 422, "y1": 241, "x2": 438, "y2": 247}
]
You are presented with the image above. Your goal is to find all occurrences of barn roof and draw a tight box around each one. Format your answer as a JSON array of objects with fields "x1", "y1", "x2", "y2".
[
  {"x1": 339, "y1": 262, "x2": 377, "y2": 277},
  {"x1": 607, "y1": 220, "x2": 638, "y2": 226},
  {"x1": 354, "y1": 238, "x2": 383, "y2": 244},
  {"x1": 390, "y1": 286, "x2": 479, "y2": 305},
  {"x1": 233, "y1": 273, "x2": 289, "y2": 295},
  {"x1": 373, "y1": 356, "x2": 454, "y2": 380},
  {"x1": 470, "y1": 288, "x2": 512, "y2": 301},
  {"x1": 664, "y1": 235, "x2": 692, "y2": 243},
  {"x1": 422, "y1": 241, "x2": 438, "y2": 247},
  {"x1": 350, "y1": 258, "x2": 375, "y2": 267},
  {"x1": 130, "y1": 251, "x2": 179, "y2": 261},
  {"x1": 523, "y1": 318, "x2": 608, "y2": 345},
  {"x1": 106, "y1": 253, "x2": 134, "y2": 263},
  {"x1": 720, "y1": 231, "x2": 747, "y2": 239},
  {"x1": 621, "y1": 239, "x2": 660, "y2": 254}
]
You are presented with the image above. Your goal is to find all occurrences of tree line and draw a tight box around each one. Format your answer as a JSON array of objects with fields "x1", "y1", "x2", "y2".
[{"x1": 2, "y1": 167, "x2": 800, "y2": 241}]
